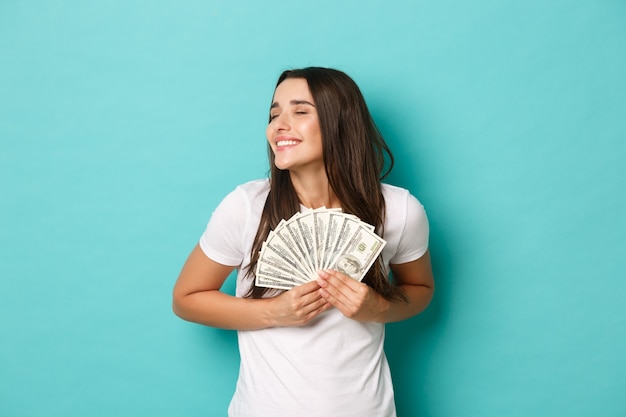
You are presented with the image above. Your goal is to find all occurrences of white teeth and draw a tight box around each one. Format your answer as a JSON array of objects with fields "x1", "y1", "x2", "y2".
[{"x1": 276, "y1": 140, "x2": 300, "y2": 147}]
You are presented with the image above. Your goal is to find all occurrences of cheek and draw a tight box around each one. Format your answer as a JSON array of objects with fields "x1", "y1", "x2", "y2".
[
  {"x1": 265, "y1": 126, "x2": 274, "y2": 145},
  {"x1": 302, "y1": 120, "x2": 322, "y2": 140}
]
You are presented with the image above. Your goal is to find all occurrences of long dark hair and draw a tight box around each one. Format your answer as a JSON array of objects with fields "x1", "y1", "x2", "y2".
[{"x1": 245, "y1": 67, "x2": 407, "y2": 302}]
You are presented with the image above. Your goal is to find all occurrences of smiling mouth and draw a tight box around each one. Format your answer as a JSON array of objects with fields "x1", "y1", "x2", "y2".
[{"x1": 276, "y1": 140, "x2": 301, "y2": 147}]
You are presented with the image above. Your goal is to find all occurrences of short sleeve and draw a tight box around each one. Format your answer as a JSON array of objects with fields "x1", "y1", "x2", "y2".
[
  {"x1": 388, "y1": 193, "x2": 429, "y2": 264},
  {"x1": 198, "y1": 187, "x2": 249, "y2": 266}
]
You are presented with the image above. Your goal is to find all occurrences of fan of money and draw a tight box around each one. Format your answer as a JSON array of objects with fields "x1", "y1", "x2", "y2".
[{"x1": 255, "y1": 208, "x2": 386, "y2": 290}]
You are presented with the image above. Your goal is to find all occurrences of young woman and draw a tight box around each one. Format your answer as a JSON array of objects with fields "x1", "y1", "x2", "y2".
[{"x1": 173, "y1": 67, "x2": 434, "y2": 417}]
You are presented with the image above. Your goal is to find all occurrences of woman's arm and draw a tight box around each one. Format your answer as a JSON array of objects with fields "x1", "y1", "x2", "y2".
[
  {"x1": 172, "y1": 244, "x2": 330, "y2": 330},
  {"x1": 316, "y1": 250, "x2": 434, "y2": 323}
]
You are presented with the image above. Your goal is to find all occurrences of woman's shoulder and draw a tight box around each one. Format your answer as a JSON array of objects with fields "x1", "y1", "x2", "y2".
[
  {"x1": 381, "y1": 183, "x2": 426, "y2": 217},
  {"x1": 381, "y1": 183, "x2": 429, "y2": 263},
  {"x1": 381, "y1": 183, "x2": 419, "y2": 204},
  {"x1": 235, "y1": 178, "x2": 270, "y2": 192},
  {"x1": 381, "y1": 183, "x2": 409, "y2": 197},
  {"x1": 214, "y1": 178, "x2": 269, "y2": 212}
]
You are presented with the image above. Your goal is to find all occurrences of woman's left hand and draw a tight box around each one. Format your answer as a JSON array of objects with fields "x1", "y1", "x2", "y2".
[{"x1": 316, "y1": 270, "x2": 389, "y2": 322}]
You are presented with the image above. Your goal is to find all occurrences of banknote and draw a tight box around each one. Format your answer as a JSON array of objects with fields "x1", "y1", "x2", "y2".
[{"x1": 255, "y1": 208, "x2": 386, "y2": 290}]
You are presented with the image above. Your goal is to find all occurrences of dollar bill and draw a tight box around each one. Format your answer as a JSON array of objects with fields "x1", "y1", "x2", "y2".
[
  {"x1": 255, "y1": 208, "x2": 386, "y2": 290},
  {"x1": 329, "y1": 226, "x2": 386, "y2": 281},
  {"x1": 256, "y1": 242, "x2": 311, "y2": 283}
]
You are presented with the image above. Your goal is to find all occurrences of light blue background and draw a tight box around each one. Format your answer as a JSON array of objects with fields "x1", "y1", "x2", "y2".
[{"x1": 1, "y1": 1, "x2": 625, "y2": 416}]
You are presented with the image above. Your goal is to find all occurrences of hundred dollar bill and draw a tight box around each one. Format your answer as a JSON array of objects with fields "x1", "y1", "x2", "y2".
[
  {"x1": 283, "y1": 215, "x2": 315, "y2": 276},
  {"x1": 255, "y1": 208, "x2": 386, "y2": 290},
  {"x1": 330, "y1": 225, "x2": 386, "y2": 281},
  {"x1": 260, "y1": 235, "x2": 312, "y2": 282},
  {"x1": 255, "y1": 262, "x2": 301, "y2": 289},
  {"x1": 321, "y1": 211, "x2": 344, "y2": 269},
  {"x1": 269, "y1": 224, "x2": 314, "y2": 277},
  {"x1": 293, "y1": 211, "x2": 318, "y2": 271},
  {"x1": 256, "y1": 274, "x2": 296, "y2": 290},
  {"x1": 257, "y1": 242, "x2": 311, "y2": 283},
  {"x1": 313, "y1": 209, "x2": 329, "y2": 271},
  {"x1": 324, "y1": 215, "x2": 362, "y2": 270}
]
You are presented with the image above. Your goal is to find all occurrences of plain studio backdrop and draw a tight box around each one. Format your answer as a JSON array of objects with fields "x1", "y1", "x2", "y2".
[{"x1": 1, "y1": 1, "x2": 624, "y2": 416}]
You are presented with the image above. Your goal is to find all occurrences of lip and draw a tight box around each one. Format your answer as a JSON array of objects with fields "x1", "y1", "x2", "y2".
[{"x1": 274, "y1": 135, "x2": 302, "y2": 149}]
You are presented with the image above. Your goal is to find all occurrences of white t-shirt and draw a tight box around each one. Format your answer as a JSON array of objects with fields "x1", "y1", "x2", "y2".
[{"x1": 199, "y1": 179, "x2": 429, "y2": 417}]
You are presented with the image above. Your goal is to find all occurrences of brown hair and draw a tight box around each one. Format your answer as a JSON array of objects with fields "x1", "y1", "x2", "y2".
[{"x1": 245, "y1": 67, "x2": 407, "y2": 302}]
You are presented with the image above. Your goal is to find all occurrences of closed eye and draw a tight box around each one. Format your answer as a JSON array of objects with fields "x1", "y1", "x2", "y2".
[{"x1": 269, "y1": 111, "x2": 280, "y2": 121}]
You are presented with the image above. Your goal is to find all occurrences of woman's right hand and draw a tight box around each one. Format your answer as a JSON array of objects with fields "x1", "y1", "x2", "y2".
[
  {"x1": 267, "y1": 281, "x2": 331, "y2": 327},
  {"x1": 173, "y1": 245, "x2": 330, "y2": 330}
]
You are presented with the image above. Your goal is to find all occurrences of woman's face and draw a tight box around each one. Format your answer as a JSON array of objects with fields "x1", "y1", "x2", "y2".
[{"x1": 266, "y1": 78, "x2": 324, "y2": 173}]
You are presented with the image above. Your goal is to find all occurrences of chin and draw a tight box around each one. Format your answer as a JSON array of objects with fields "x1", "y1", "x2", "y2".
[
  {"x1": 273, "y1": 162, "x2": 290, "y2": 171},
  {"x1": 273, "y1": 158, "x2": 294, "y2": 171}
]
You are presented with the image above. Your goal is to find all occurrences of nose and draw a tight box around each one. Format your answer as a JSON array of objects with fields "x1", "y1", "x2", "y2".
[{"x1": 270, "y1": 113, "x2": 290, "y2": 131}]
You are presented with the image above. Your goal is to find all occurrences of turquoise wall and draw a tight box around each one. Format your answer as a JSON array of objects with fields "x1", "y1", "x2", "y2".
[{"x1": 1, "y1": 1, "x2": 624, "y2": 416}]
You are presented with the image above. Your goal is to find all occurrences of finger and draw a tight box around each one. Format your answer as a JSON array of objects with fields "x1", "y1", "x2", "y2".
[
  {"x1": 322, "y1": 269, "x2": 362, "y2": 294},
  {"x1": 318, "y1": 285, "x2": 352, "y2": 316},
  {"x1": 292, "y1": 280, "x2": 322, "y2": 296},
  {"x1": 317, "y1": 272, "x2": 355, "y2": 312},
  {"x1": 317, "y1": 270, "x2": 358, "y2": 300},
  {"x1": 283, "y1": 289, "x2": 330, "y2": 324},
  {"x1": 289, "y1": 281, "x2": 327, "y2": 311},
  {"x1": 301, "y1": 297, "x2": 331, "y2": 317}
]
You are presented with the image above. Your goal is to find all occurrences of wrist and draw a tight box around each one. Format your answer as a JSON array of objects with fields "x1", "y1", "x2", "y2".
[
  {"x1": 372, "y1": 293, "x2": 391, "y2": 323},
  {"x1": 258, "y1": 297, "x2": 277, "y2": 328}
]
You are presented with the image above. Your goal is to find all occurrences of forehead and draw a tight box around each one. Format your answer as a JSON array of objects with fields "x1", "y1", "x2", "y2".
[{"x1": 272, "y1": 78, "x2": 313, "y2": 104}]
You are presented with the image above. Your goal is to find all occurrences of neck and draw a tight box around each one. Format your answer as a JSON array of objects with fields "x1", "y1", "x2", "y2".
[{"x1": 289, "y1": 171, "x2": 340, "y2": 209}]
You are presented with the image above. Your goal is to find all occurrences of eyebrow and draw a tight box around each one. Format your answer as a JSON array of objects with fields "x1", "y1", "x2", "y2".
[{"x1": 270, "y1": 99, "x2": 316, "y2": 109}]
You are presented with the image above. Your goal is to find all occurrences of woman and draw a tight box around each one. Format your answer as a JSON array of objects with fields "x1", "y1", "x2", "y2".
[{"x1": 173, "y1": 67, "x2": 434, "y2": 417}]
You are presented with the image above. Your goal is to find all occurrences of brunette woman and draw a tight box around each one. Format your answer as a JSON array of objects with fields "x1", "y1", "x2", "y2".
[{"x1": 173, "y1": 67, "x2": 434, "y2": 417}]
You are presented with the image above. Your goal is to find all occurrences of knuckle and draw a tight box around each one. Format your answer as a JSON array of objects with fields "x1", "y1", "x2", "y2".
[{"x1": 344, "y1": 307, "x2": 358, "y2": 318}]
